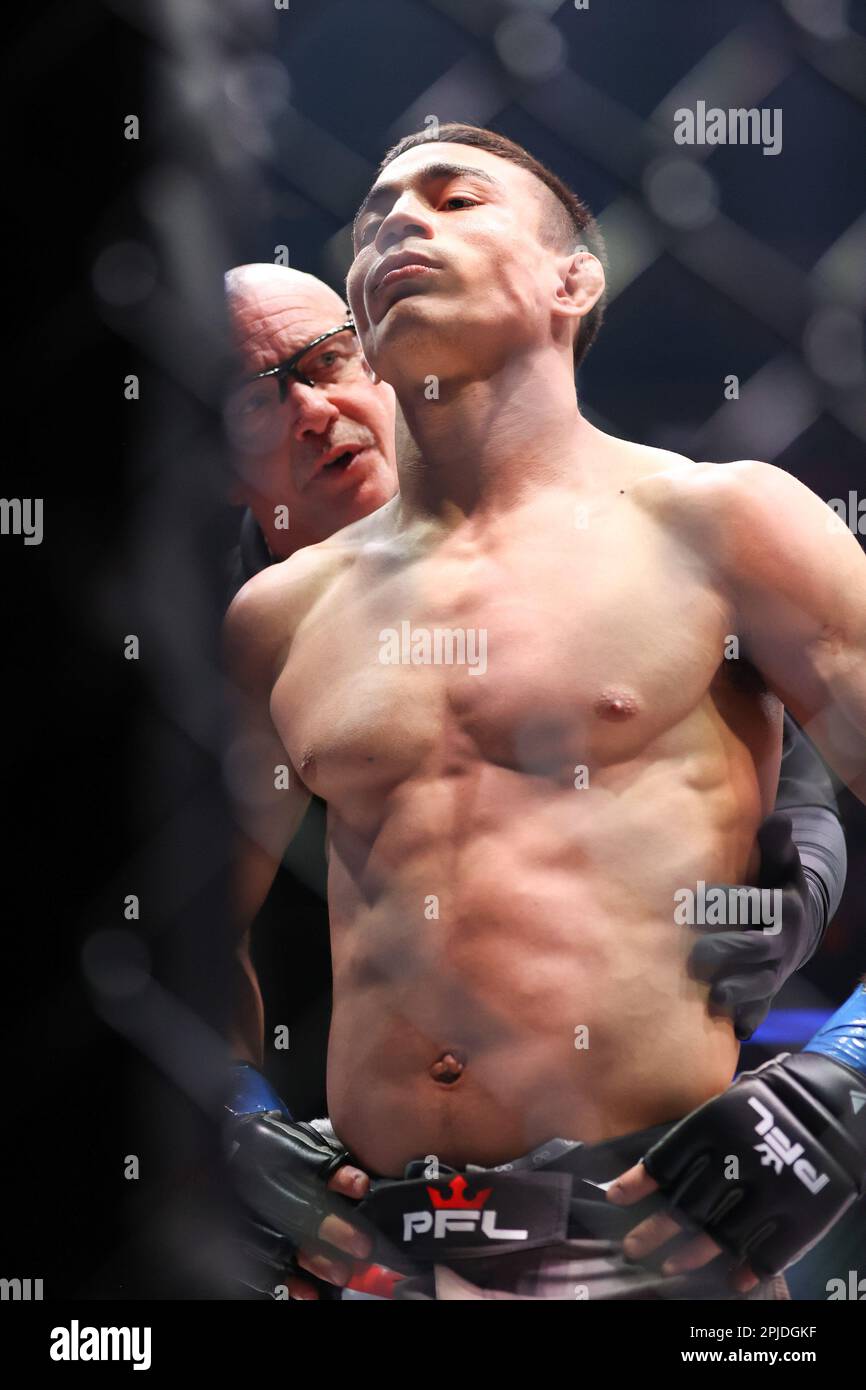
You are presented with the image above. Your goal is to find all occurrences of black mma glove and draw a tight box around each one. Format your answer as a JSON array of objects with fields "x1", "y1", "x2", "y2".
[
  {"x1": 640, "y1": 1050, "x2": 866, "y2": 1279},
  {"x1": 223, "y1": 1064, "x2": 373, "y2": 1298}
]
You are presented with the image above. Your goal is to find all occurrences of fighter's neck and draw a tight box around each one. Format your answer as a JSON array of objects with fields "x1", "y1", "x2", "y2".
[{"x1": 393, "y1": 358, "x2": 592, "y2": 519}]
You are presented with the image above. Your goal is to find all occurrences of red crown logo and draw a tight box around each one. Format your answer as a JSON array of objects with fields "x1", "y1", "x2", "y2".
[{"x1": 426, "y1": 1174, "x2": 493, "y2": 1209}]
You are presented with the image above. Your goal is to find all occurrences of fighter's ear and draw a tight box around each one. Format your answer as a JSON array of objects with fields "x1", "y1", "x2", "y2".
[{"x1": 554, "y1": 245, "x2": 605, "y2": 322}]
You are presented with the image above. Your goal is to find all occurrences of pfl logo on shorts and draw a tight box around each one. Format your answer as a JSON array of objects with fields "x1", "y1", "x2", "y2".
[{"x1": 402, "y1": 1174, "x2": 529, "y2": 1244}]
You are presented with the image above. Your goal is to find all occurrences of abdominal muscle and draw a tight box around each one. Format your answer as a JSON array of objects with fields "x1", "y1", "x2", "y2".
[{"x1": 324, "y1": 766, "x2": 754, "y2": 1177}]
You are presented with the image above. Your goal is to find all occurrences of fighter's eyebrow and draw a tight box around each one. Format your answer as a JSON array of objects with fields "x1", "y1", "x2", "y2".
[{"x1": 352, "y1": 163, "x2": 503, "y2": 240}]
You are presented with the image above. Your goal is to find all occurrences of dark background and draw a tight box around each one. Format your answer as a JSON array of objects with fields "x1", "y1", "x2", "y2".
[{"x1": 2, "y1": 0, "x2": 864, "y2": 1300}]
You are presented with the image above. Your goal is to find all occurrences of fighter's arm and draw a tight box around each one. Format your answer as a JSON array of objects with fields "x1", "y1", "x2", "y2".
[
  {"x1": 222, "y1": 573, "x2": 377, "y2": 1299},
  {"x1": 609, "y1": 464, "x2": 866, "y2": 1287},
  {"x1": 223, "y1": 576, "x2": 312, "y2": 1065},
  {"x1": 684, "y1": 467, "x2": 853, "y2": 1036},
  {"x1": 722, "y1": 460, "x2": 866, "y2": 802}
]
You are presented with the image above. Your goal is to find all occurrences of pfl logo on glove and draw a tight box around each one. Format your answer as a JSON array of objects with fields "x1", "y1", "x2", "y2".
[{"x1": 749, "y1": 1098, "x2": 830, "y2": 1194}]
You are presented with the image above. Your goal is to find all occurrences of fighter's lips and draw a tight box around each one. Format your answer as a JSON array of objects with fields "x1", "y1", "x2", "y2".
[{"x1": 373, "y1": 252, "x2": 440, "y2": 297}]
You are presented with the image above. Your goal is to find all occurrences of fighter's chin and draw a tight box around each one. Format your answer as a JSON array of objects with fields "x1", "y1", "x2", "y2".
[
  {"x1": 369, "y1": 285, "x2": 445, "y2": 337},
  {"x1": 369, "y1": 307, "x2": 458, "y2": 385}
]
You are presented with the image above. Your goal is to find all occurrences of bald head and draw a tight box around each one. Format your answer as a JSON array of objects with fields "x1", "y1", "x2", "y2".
[
  {"x1": 225, "y1": 262, "x2": 345, "y2": 311},
  {"x1": 225, "y1": 264, "x2": 350, "y2": 375},
  {"x1": 223, "y1": 262, "x2": 398, "y2": 558}
]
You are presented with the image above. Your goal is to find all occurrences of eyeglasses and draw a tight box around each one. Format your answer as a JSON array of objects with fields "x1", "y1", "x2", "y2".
[{"x1": 225, "y1": 320, "x2": 366, "y2": 450}]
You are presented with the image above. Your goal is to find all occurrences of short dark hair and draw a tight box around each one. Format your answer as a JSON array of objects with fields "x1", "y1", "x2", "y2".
[{"x1": 375, "y1": 122, "x2": 607, "y2": 371}]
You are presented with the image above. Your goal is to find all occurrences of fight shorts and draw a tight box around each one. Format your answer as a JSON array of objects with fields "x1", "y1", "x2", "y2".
[{"x1": 337, "y1": 1119, "x2": 791, "y2": 1301}]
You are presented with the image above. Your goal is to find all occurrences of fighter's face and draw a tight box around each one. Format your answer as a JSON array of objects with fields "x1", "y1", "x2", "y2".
[
  {"x1": 347, "y1": 143, "x2": 564, "y2": 382},
  {"x1": 226, "y1": 277, "x2": 397, "y2": 548}
]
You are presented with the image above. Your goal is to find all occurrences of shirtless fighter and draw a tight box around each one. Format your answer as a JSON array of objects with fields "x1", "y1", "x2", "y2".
[
  {"x1": 223, "y1": 126, "x2": 866, "y2": 1299},
  {"x1": 222, "y1": 259, "x2": 845, "y2": 1036}
]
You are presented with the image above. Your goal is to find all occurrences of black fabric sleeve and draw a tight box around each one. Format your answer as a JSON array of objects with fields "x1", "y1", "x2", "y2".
[
  {"x1": 775, "y1": 712, "x2": 847, "y2": 935},
  {"x1": 776, "y1": 710, "x2": 839, "y2": 812}
]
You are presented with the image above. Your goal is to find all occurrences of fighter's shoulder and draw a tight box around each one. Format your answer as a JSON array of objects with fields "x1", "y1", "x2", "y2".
[
  {"x1": 627, "y1": 449, "x2": 808, "y2": 542},
  {"x1": 223, "y1": 543, "x2": 347, "y2": 677},
  {"x1": 223, "y1": 505, "x2": 397, "y2": 665}
]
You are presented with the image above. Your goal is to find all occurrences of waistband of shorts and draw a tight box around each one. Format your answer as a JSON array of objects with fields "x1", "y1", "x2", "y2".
[{"x1": 379, "y1": 1117, "x2": 679, "y2": 1188}]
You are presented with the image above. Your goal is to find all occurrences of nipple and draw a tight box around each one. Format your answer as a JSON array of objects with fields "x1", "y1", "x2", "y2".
[
  {"x1": 429, "y1": 1050, "x2": 466, "y2": 1085},
  {"x1": 594, "y1": 688, "x2": 640, "y2": 722}
]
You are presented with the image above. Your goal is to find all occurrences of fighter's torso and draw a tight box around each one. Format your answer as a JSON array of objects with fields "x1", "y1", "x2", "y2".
[{"x1": 266, "y1": 448, "x2": 783, "y2": 1172}]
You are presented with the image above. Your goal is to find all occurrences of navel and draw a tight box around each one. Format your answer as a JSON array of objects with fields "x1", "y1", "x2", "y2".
[{"x1": 429, "y1": 1050, "x2": 466, "y2": 1085}]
